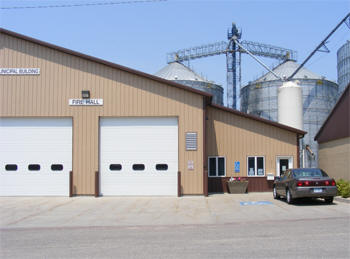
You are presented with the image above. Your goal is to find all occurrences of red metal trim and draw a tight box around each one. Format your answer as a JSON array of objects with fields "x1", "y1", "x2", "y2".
[
  {"x1": 209, "y1": 103, "x2": 307, "y2": 135},
  {"x1": 95, "y1": 171, "x2": 99, "y2": 197},
  {"x1": 0, "y1": 28, "x2": 213, "y2": 99},
  {"x1": 203, "y1": 170, "x2": 208, "y2": 196},
  {"x1": 177, "y1": 171, "x2": 181, "y2": 197},
  {"x1": 208, "y1": 177, "x2": 273, "y2": 193},
  {"x1": 314, "y1": 83, "x2": 350, "y2": 142},
  {"x1": 203, "y1": 99, "x2": 208, "y2": 196},
  {"x1": 297, "y1": 137, "x2": 300, "y2": 168},
  {"x1": 69, "y1": 171, "x2": 73, "y2": 197}
]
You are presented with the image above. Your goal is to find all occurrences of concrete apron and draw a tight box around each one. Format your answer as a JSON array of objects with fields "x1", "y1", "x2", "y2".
[{"x1": 1, "y1": 193, "x2": 349, "y2": 229}]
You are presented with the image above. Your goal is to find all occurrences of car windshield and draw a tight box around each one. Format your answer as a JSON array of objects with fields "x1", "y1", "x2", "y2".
[{"x1": 292, "y1": 169, "x2": 328, "y2": 178}]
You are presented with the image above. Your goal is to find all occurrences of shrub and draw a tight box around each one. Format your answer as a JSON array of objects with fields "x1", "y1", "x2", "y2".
[{"x1": 336, "y1": 179, "x2": 350, "y2": 198}]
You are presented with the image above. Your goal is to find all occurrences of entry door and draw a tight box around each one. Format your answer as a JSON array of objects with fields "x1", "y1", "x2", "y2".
[
  {"x1": 0, "y1": 118, "x2": 72, "y2": 196},
  {"x1": 280, "y1": 159, "x2": 289, "y2": 175},
  {"x1": 100, "y1": 117, "x2": 178, "y2": 196},
  {"x1": 276, "y1": 157, "x2": 293, "y2": 177}
]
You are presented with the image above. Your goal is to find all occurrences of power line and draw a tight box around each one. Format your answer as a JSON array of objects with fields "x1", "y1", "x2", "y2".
[{"x1": 0, "y1": 0, "x2": 167, "y2": 10}]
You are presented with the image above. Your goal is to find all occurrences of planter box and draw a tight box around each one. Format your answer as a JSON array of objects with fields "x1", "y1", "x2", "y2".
[{"x1": 227, "y1": 181, "x2": 248, "y2": 194}]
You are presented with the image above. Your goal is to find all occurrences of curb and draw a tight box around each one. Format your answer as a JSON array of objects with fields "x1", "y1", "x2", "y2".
[{"x1": 334, "y1": 196, "x2": 350, "y2": 204}]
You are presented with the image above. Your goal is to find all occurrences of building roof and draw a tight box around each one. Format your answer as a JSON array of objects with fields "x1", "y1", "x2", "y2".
[
  {"x1": 314, "y1": 83, "x2": 350, "y2": 143},
  {"x1": 1, "y1": 27, "x2": 306, "y2": 137},
  {"x1": 209, "y1": 103, "x2": 306, "y2": 136},
  {"x1": 253, "y1": 60, "x2": 325, "y2": 83},
  {"x1": 0, "y1": 28, "x2": 212, "y2": 99},
  {"x1": 155, "y1": 62, "x2": 210, "y2": 82}
]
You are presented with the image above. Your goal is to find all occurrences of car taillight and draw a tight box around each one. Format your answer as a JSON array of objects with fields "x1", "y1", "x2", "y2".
[
  {"x1": 297, "y1": 181, "x2": 303, "y2": 186},
  {"x1": 325, "y1": 180, "x2": 329, "y2": 186},
  {"x1": 304, "y1": 181, "x2": 310, "y2": 186},
  {"x1": 331, "y1": 180, "x2": 336, "y2": 186}
]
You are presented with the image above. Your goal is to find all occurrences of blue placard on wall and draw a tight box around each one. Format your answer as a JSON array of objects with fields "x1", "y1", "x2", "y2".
[{"x1": 234, "y1": 161, "x2": 240, "y2": 173}]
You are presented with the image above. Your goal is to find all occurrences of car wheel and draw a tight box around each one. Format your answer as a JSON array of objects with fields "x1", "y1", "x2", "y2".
[
  {"x1": 286, "y1": 189, "x2": 293, "y2": 204},
  {"x1": 324, "y1": 197, "x2": 334, "y2": 204},
  {"x1": 273, "y1": 186, "x2": 279, "y2": 199}
]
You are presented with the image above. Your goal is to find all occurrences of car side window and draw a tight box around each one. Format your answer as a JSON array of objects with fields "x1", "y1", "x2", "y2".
[{"x1": 282, "y1": 171, "x2": 289, "y2": 181}]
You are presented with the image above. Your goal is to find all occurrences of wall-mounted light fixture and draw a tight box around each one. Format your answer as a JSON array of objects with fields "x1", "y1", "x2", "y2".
[{"x1": 81, "y1": 90, "x2": 90, "y2": 99}]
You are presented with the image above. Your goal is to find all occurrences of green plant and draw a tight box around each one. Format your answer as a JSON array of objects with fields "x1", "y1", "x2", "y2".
[{"x1": 336, "y1": 179, "x2": 350, "y2": 198}]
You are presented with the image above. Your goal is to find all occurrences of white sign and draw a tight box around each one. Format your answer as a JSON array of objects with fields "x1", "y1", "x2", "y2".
[
  {"x1": 267, "y1": 174, "x2": 275, "y2": 181},
  {"x1": 69, "y1": 99, "x2": 103, "y2": 106},
  {"x1": 187, "y1": 160, "x2": 194, "y2": 170},
  {"x1": 0, "y1": 68, "x2": 40, "y2": 75}
]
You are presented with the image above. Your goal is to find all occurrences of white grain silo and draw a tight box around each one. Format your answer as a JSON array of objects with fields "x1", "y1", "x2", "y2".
[
  {"x1": 241, "y1": 60, "x2": 338, "y2": 168},
  {"x1": 278, "y1": 80, "x2": 303, "y2": 130}
]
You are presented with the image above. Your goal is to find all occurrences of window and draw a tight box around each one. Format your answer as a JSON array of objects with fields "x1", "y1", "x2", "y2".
[
  {"x1": 132, "y1": 164, "x2": 145, "y2": 171},
  {"x1": 208, "y1": 157, "x2": 225, "y2": 177},
  {"x1": 51, "y1": 164, "x2": 63, "y2": 171},
  {"x1": 5, "y1": 164, "x2": 18, "y2": 171},
  {"x1": 247, "y1": 156, "x2": 265, "y2": 176},
  {"x1": 109, "y1": 164, "x2": 122, "y2": 171},
  {"x1": 28, "y1": 164, "x2": 40, "y2": 171},
  {"x1": 156, "y1": 164, "x2": 168, "y2": 171}
]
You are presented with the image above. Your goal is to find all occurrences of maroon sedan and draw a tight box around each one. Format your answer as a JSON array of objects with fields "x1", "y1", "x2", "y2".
[{"x1": 273, "y1": 168, "x2": 337, "y2": 204}]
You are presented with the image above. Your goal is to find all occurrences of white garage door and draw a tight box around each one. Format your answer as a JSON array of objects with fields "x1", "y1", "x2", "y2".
[
  {"x1": 100, "y1": 117, "x2": 178, "y2": 196},
  {"x1": 0, "y1": 118, "x2": 72, "y2": 196}
]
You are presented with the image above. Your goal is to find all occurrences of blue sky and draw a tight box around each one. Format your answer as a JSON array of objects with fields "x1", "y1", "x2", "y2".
[{"x1": 1, "y1": 0, "x2": 349, "y2": 105}]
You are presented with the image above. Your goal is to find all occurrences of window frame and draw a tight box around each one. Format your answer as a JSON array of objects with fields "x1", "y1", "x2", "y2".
[
  {"x1": 5, "y1": 164, "x2": 18, "y2": 171},
  {"x1": 246, "y1": 156, "x2": 265, "y2": 177},
  {"x1": 208, "y1": 156, "x2": 226, "y2": 177},
  {"x1": 51, "y1": 164, "x2": 64, "y2": 171},
  {"x1": 132, "y1": 164, "x2": 145, "y2": 171},
  {"x1": 109, "y1": 164, "x2": 122, "y2": 171},
  {"x1": 155, "y1": 164, "x2": 168, "y2": 171},
  {"x1": 28, "y1": 164, "x2": 41, "y2": 171}
]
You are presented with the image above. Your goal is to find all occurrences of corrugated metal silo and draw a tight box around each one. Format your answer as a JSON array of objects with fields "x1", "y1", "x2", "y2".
[
  {"x1": 337, "y1": 40, "x2": 350, "y2": 95},
  {"x1": 241, "y1": 60, "x2": 338, "y2": 168},
  {"x1": 155, "y1": 62, "x2": 224, "y2": 105}
]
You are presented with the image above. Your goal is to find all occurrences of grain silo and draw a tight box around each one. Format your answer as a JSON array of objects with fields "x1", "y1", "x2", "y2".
[
  {"x1": 241, "y1": 60, "x2": 338, "y2": 168},
  {"x1": 155, "y1": 62, "x2": 223, "y2": 105},
  {"x1": 337, "y1": 40, "x2": 350, "y2": 95}
]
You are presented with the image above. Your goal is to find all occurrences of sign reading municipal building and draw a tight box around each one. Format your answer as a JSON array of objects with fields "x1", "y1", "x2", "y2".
[{"x1": 0, "y1": 68, "x2": 40, "y2": 75}]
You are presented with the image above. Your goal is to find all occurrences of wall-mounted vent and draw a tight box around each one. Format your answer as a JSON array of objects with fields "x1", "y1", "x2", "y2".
[{"x1": 186, "y1": 132, "x2": 197, "y2": 151}]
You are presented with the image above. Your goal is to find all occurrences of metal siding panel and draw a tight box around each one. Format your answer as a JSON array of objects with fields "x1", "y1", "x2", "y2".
[
  {"x1": 206, "y1": 107, "x2": 297, "y2": 182},
  {"x1": 1, "y1": 33, "x2": 205, "y2": 195}
]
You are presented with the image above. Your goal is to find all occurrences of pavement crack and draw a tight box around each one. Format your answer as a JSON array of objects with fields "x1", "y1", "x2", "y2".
[{"x1": 5, "y1": 199, "x2": 76, "y2": 226}]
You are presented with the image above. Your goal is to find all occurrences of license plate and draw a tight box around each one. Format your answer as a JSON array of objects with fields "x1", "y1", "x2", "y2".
[{"x1": 313, "y1": 188, "x2": 323, "y2": 193}]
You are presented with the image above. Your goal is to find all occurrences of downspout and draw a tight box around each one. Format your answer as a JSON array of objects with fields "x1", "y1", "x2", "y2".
[{"x1": 297, "y1": 136, "x2": 300, "y2": 168}]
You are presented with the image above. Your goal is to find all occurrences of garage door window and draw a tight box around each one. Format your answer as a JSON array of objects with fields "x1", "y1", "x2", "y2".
[
  {"x1": 133, "y1": 164, "x2": 145, "y2": 171},
  {"x1": 208, "y1": 157, "x2": 226, "y2": 177},
  {"x1": 247, "y1": 156, "x2": 265, "y2": 176},
  {"x1": 110, "y1": 164, "x2": 122, "y2": 171},
  {"x1": 51, "y1": 164, "x2": 63, "y2": 171},
  {"x1": 5, "y1": 164, "x2": 18, "y2": 171},
  {"x1": 156, "y1": 164, "x2": 168, "y2": 171},
  {"x1": 28, "y1": 164, "x2": 40, "y2": 171}
]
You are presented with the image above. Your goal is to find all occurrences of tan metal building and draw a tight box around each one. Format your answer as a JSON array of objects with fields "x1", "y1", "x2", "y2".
[
  {"x1": 0, "y1": 28, "x2": 305, "y2": 196},
  {"x1": 315, "y1": 84, "x2": 350, "y2": 181}
]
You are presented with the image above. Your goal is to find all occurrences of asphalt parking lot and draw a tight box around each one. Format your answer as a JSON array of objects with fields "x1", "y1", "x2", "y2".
[{"x1": 1, "y1": 193, "x2": 349, "y2": 258}]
